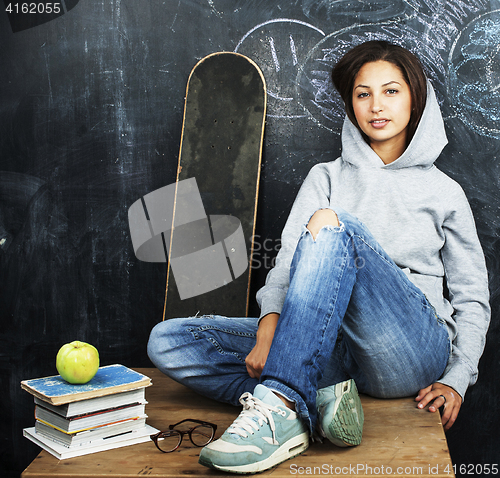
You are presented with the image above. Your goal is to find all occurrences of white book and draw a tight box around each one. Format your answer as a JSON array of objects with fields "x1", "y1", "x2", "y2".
[
  {"x1": 35, "y1": 402, "x2": 147, "y2": 433},
  {"x1": 35, "y1": 417, "x2": 147, "y2": 447},
  {"x1": 34, "y1": 388, "x2": 146, "y2": 417},
  {"x1": 23, "y1": 424, "x2": 159, "y2": 460}
]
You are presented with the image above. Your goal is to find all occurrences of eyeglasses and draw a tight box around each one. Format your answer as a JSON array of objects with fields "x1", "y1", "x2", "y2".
[{"x1": 150, "y1": 419, "x2": 217, "y2": 453}]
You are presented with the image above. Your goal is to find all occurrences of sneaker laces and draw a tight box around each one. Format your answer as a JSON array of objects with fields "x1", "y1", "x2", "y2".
[{"x1": 227, "y1": 392, "x2": 286, "y2": 445}]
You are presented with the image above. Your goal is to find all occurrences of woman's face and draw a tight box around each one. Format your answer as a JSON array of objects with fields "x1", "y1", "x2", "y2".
[{"x1": 352, "y1": 60, "x2": 412, "y2": 163}]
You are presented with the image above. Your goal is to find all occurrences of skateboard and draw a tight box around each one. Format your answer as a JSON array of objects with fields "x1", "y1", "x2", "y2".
[{"x1": 163, "y1": 52, "x2": 267, "y2": 320}]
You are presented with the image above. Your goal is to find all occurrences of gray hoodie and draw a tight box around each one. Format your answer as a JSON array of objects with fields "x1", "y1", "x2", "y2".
[{"x1": 256, "y1": 82, "x2": 490, "y2": 400}]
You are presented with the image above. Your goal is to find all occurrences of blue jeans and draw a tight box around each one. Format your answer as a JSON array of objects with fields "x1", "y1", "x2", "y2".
[{"x1": 148, "y1": 210, "x2": 450, "y2": 433}]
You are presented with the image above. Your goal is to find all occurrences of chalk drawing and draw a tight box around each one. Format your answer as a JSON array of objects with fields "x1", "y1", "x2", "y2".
[
  {"x1": 290, "y1": 35, "x2": 298, "y2": 66},
  {"x1": 269, "y1": 37, "x2": 280, "y2": 72},
  {"x1": 234, "y1": 1, "x2": 498, "y2": 139},
  {"x1": 300, "y1": 0, "x2": 413, "y2": 24},
  {"x1": 235, "y1": 19, "x2": 325, "y2": 119},
  {"x1": 448, "y1": 10, "x2": 500, "y2": 139}
]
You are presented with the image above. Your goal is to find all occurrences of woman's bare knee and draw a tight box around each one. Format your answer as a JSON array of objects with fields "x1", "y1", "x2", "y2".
[{"x1": 307, "y1": 209, "x2": 339, "y2": 240}]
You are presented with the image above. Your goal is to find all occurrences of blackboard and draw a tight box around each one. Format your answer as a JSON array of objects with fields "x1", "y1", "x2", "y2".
[{"x1": 1, "y1": 1, "x2": 499, "y2": 476}]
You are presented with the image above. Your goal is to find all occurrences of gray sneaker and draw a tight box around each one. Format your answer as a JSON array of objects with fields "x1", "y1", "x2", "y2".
[{"x1": 316, "y1": 379, "x2": 364, "y2": 447}]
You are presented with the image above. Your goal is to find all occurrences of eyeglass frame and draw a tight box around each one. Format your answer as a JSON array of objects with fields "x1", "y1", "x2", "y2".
[{"x1": 150, "y1": 418, "x2": 218, "y2": 453}]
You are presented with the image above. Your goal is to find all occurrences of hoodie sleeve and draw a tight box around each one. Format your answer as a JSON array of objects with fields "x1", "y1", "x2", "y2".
[
  {"x1": 256, "y1": 163, "x2": 333, "y2": 319},
  {"x1": 437, "y1": 185, "x2": 491, "y2": 400}
]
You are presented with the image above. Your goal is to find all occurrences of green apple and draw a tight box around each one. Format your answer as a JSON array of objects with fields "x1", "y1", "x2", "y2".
[{"x1": 56, "y1": 341, "x2": 100, "y2": 384}]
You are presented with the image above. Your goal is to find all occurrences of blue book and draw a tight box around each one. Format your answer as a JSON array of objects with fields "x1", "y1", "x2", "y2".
[{"x1": 21, "y1": 365, "x2": 152, "y2": 406}]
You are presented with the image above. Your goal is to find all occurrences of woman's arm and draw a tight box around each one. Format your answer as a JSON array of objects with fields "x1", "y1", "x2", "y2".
[
  {"x1": 245, "y1": 313, "x2": 279, "y2": 378},
  {"x1": 434, "y1": 186, "x2": 490, "y2": 400}
]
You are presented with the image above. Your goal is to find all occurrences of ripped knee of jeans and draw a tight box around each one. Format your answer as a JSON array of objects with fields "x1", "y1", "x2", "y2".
[{"x1": 306, "y1": 208, "x2": 341, "y2": 240}]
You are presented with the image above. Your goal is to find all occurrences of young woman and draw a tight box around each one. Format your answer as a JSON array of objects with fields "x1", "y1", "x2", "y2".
[{"x1": 147, "y1": 41, "x2": 490, "y2": 474}]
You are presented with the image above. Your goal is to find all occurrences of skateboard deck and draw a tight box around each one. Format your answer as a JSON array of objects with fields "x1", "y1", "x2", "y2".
[{"x1": 163, "y1": 52, "x2": 267, "y2": 320}]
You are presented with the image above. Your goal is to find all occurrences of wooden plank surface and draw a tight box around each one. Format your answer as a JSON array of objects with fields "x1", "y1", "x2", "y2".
[{"x1": 22, "y1": 368, "x2": 455, "y2": 477}]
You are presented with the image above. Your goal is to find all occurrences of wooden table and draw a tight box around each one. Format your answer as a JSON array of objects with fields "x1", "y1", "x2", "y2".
[{"x1": 22, "y1": 368, "x2": 455, "y2": 477}]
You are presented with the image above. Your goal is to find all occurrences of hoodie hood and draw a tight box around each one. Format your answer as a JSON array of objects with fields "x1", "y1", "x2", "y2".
[{"x1": 341, "y1": 80, "x2": 448, "y2": 170}]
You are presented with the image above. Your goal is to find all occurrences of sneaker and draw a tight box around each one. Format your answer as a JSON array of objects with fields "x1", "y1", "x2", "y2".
[
  {"x1": 199, "y1": 384, "x2": 309, "y2": 474},
  {"x1": 316, "y1": 379, "x2": 364, "y2": 447}
]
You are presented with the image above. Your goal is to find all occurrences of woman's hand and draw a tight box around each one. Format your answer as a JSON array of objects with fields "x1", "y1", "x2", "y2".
[
  {"x1": 245, "y1": 313, "x2": 279, "y2": 379},
  {"x1": 415, "y1": 383, "x2": 462, "y2": 431}
]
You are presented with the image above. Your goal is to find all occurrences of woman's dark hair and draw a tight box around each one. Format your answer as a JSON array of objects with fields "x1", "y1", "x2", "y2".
[{"x1": 331, "y1": 40, "x2": 427, "y2": 147}]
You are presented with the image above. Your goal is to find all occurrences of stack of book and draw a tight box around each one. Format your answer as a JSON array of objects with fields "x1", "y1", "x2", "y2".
[{"x1": 21, "y1": 364, "x2": 159, "y2": 459}]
